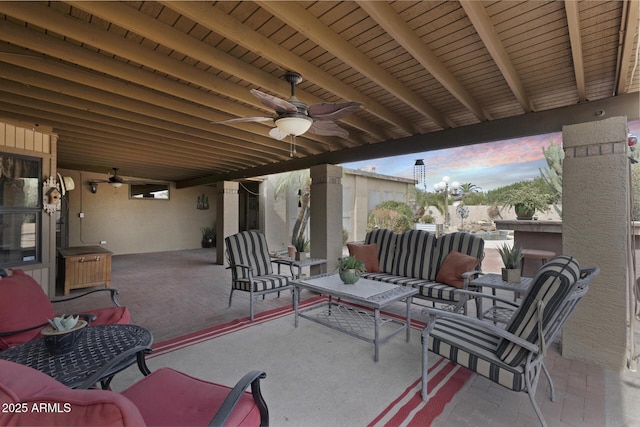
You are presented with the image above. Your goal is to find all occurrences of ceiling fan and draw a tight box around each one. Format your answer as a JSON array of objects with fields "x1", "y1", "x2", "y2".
[
  {"x1": 214, "y1": 72, "x2": 362, "y2": 156},
  {"x1": 89, "y1": 168, "x2": 137, "y2": 193}
]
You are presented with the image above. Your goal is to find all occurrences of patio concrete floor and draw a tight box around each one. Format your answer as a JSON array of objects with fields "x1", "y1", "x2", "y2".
[{"x1": 56, "y1": 243, "x2": 640, "y2": 427}]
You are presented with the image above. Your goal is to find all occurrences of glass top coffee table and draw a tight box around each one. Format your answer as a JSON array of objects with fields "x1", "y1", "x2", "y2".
[
  {"x1": 0, "y1": 324, "x2": 153, "y2": 389},
  {"x1": 292, "y1": 274, "x2": 418, "y2": 362}
]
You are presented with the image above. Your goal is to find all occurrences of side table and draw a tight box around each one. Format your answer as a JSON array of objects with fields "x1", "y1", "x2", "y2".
[
  {"x1": 472, "y1": 274, "x2": 532, "y2": 323},
  {"x1": 0, "y1": 324, "x2": 153, "y2": 389},
  {"x1": 272, "y1": 257, "x2": 327, "y2": 279}
]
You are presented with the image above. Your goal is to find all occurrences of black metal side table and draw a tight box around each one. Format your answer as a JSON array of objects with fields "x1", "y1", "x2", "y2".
[{"x1": 0, "y1": 324, "x2": 153, "y2": 389}]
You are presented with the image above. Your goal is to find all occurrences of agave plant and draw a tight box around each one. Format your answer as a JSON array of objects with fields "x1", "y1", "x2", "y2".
[
  {"x1": 47, "y1": 314, "x2": 80, "y2": 332},
  {"x1": 497, "y1": 243, "x2": 523, "y2": 269}
]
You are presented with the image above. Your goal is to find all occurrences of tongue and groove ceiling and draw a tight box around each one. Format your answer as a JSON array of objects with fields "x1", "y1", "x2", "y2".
[{"x1": 0, "y1": 1, "x2": 638, "y2": 187}]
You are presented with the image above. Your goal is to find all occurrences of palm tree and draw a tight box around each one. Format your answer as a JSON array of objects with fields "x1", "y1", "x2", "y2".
[{"x1": 274, "y1": 170, "x2": 310, "y2": 245}]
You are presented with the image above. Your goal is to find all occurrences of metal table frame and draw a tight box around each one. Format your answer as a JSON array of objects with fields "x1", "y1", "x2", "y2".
[
  {"x1": 0, "y1": 324, "x2": 153, "y2": 389},
  {"x1": 472, "y1": 273, "x2": 532, "y2": 323},
  {"x1": 292, "y1": 274, "x2": 417, "y2": 362}
]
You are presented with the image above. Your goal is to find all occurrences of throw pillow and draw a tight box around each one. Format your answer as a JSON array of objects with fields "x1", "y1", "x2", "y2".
[
  {"x1": 347, "y1": 243, "x2": 380, "y2": 273},
  {"x1": 435, "y1": 251, "x2": 479, "y2": 289}
]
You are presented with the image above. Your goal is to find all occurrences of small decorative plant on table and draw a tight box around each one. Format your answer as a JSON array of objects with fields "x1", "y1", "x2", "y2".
[
  {"x1": 41, "y1": 314, "x2": 88, "y2": 354},
  {"x1": 293, "y1": 235, "x2": 309, "y2": 261},
  {"x1": 338, "y1": 256, "x2": 366, "y2": 285},
  {"x1": 497, "y1": 243, "x2": 523, "y2": 283}
]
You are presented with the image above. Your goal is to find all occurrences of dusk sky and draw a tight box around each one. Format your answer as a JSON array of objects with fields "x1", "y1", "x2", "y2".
[{"x1": 341, "y1": 119, "x2": 640, "y2": 192}]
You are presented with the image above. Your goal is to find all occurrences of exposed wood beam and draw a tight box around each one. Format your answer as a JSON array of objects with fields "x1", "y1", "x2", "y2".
[
  {"x1": 564, "y1": 0, "x2": 587, "y2": 102},
  {"x1": 67, "y1": 1, "x2": 372, "y2": 144},
  {"x1": 357, "y1": 0, "x2": 491, "y2": 122},
  {"x1": 0, "y1": 2, "x2": 340, "y2": 152},
  {"x1": 160, "y1": 1, "x2": 399, "y2": 138},
  {"x1": 461, "y1": 0, "x2": 536, "y2": 112},
  {"x1": 617, "y1": 0, "x2": 640, "y2": 94},
  {"x1": 0, "y1": 61, "x2": 300, "y2": 158},
  {"x1": 257, "y1": 0, "x2": 451, "y2": 130},
  {"x1": 178, "y1": 93, "x2": 640, "y2": 187}
]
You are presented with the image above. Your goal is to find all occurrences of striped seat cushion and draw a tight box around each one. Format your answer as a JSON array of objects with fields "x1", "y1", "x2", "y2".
[
  {"x1": 232, "y1": 274, "x2": 290, "y2": 292},
  {"x1": 359, "y1": 273, "x2": 461, "y2": 302},
  {"x1": 391, "y1": 230, "x2": 436, "y2": 280},
  {"x1": 496, "y1": 255, "x2": 581, "y2": 367},
  {"x1": 431, "y1": 232, "x2": 484, "y2": 281},
  {"x1": 225, "y1": 231, "x2": 274, "y2": 279},
  {"x1": 428, "y1": 316, "x2": 530, "y2": 391},
  {"x1": 364, "y1": 229, "x2": 399, "y2": 274}
]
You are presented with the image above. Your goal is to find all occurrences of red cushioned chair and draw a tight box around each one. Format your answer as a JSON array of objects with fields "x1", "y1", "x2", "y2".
[
  {"x1": 0, "y1": 360, "x2": 269, "y2": 426},
  {"x1": 0, "y1": 269, "x2": 130, "y2": 350}
]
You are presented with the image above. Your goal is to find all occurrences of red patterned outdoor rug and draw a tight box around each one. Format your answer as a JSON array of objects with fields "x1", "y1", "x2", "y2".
[{"x1": 113, "y1": 297, "x2": 472, "y2": 426}]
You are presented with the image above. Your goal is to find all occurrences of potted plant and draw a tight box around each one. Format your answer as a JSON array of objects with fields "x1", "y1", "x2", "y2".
[
  {"x1": 497, "y1": 243, "x2": 523, "y2": 283},
  {"x1": 338, "y1": 256, "x2": 366, "y2": 284},
  {"x1": 41, "y1": 314, "x2": 88, "y2": 354},
  {"x1": 292, "y1": 235, "x2": 309, "y2": 261},
  {"x1": 501, "y1": 185, "x2": 553, "y2": 220},
  {"x1": 201, "y1": 226, "x2": 216, "y2": 248}
]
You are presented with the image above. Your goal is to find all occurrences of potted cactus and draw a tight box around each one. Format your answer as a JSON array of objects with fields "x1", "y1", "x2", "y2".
[
  {"x1": 338, "y1": 256, "x2": 366, "y2": 285},
  {"x1": 41, "y1": 314, "x2": 88, "y2": 354}
]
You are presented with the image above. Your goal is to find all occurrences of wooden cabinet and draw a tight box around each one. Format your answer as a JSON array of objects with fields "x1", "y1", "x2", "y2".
[{"x1": 58, "y1": 246, "x2": 112, "y2": 295}]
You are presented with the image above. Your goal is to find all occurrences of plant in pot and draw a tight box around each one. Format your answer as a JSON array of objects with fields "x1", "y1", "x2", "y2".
[
  {"x1": 501, "y1": 185, "x2": 553, "y2": 220},
  {"x1": 497, "y1": 243, "x2": 523, "y2": 283},
  {"x1": 41, "y1": 314, "x2": 88, "y2": 354},
  {"x1": 200, "y1": 226, "x2": 216, "y2": 248},
  {"x1": 292, "y1": 235, "x2": 309, "y2": 261},
  {"x1": 338, "y1": 256, "x2": 366, "y2": 285}
]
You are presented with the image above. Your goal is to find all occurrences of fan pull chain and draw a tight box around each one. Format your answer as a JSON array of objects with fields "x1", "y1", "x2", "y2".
[{"x1": 290, "y1": 135, "x2": 297, "y2": 157}]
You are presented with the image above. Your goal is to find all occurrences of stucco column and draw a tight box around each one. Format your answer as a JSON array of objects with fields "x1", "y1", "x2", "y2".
[
  {"x1": 216, "y1": 181, "x2": 239, "y2": 265},
  {"x1": 562, "y1": 116, "x2": 629, "y2": 370},
  {"x1": 310, "y1": 164, "x2": 343, "y2": 274}
]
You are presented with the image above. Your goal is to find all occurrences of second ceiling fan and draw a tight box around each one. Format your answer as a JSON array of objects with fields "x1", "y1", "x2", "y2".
[{"x1": 215, "y1": 72, "x2": 362, "y2": 156}]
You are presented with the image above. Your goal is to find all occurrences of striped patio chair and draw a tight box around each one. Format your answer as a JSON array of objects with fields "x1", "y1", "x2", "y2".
[
  {"x1": 225, "y1": 231, "x2": 294, "y2": 321},
  {"x1": 421, "y1": 256, "x2": 599, "y2": 427}
]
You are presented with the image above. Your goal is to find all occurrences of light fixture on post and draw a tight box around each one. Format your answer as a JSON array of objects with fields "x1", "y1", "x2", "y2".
[{"x1": 434, "y1": 176, "x2": 460, "y2": 228}]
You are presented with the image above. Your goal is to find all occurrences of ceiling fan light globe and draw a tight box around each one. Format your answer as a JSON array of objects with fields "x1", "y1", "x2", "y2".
[
  {"x1": 275, "y1": 116, "x2": 312, "y2": 136},
  {"x1": 110, "y1": 182, "x2": 123, "y2": 188}
]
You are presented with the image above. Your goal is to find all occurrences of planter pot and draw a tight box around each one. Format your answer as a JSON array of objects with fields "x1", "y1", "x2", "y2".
[
  {"x1": 295, "y1": 252, "x2": 307, "y2": 262},
  {"x1": 339, "y1": 269, "x2": 360, "y2": 285},
  {"x1": 501, "y1": 268, "x2": 521, "y2": 283},
  {"x1": 41, "y1": 320, "x2": 88, "y2": 355},
  {"x1": 201, "y1": 238, "x2": 215, "y2": 248},
  {"x1": 514, "y1": 204, "x2": 535, "y2": 220}
]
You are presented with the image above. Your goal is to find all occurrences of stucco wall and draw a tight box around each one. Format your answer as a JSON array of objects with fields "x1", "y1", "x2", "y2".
[{"x1": 60, "y1": 169, "x2": 217, "y2": 255}]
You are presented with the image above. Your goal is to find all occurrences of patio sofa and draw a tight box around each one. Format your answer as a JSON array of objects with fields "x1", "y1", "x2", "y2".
[{"x1": 348, "y1": 228, "x2": 485, "y2": 313}]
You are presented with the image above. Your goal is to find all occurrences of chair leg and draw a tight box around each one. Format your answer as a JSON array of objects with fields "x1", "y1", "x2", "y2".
[
  {"x1": 421, "y1": 333, "x2": 429, "y2": 401},
  {"x1": 541, "y1": 362, "x2": 555, "y2": 402},
  {"x1": 228, "y1": 289, "x2": 235, "y2": 308},
  {"x1": 524, "y1": 363, "x2": 547, "y2": 427}
]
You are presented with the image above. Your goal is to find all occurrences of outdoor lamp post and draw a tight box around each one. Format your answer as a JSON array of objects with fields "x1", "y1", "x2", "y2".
[{"x1": 434, "y1": 176, "x2": 460, "y2": 228}]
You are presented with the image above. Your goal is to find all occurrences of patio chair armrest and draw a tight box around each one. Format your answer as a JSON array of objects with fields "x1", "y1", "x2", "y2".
[
  {"x1": 0, "y1": 322, "x2": 48, "y2": 337},
  {"x1": 225, "y1": 263, "x2": 254, "y2": 272},
  {"x1": 51, "y1": 288, "x2": 122, "y2": 307},
  {"x1": 422, "y1": 308, "x2": 539, "y2": 352},
  {"x1": 209, "y1": 370, "x2": 269, "y2": 427}
]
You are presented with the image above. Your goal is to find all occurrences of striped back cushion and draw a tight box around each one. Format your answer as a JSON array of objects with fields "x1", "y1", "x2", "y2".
[
  {"x1": 496, "y1": 255, "x2": 581, "y2": 367},
  {"x1": 225, "y1": 231, "x2": 273, "y2": 279},
  {"x1": 364, "y1": 229, "x2": 399, "y2": 274},
  {"x1": 430, "y1": 232, "x2": 484, "y2": 281},
  {"x1": 391, "y1": 230, "x2": 436, "y2": 280}
]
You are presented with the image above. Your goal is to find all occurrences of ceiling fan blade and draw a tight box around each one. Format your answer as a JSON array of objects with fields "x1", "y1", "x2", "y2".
[
  {"x1": 212, "y1": 117, "x2": 274, "y2": 124},
  {"x1": 308, "y1": 121, "x2": 349, "y2": 138},
  {"x1": 250, "y1": 89, "x2": 298, "y2": 113},
  {"x1": 268, "y1": 127, "x2": 289, "y2": 140},
  {"x1": 308, "y1": 101, "x2": 362, "y2": 121}
]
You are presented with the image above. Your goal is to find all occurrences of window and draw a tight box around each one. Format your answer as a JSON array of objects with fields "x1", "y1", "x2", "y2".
[
  {"x1": 129, "y1": 183, "x2": 170, "y2": 200},
  {"x1": 0, "y1": 154, "x2": 42, "y2": 267}
]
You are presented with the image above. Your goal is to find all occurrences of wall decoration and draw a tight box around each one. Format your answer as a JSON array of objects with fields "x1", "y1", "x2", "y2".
[
  {"x1": 197, "y1": 194, "x2": 209, "y2": 210},
  {"x1": 42, "y1": 175, "x2": 61, "y2": 215}
]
